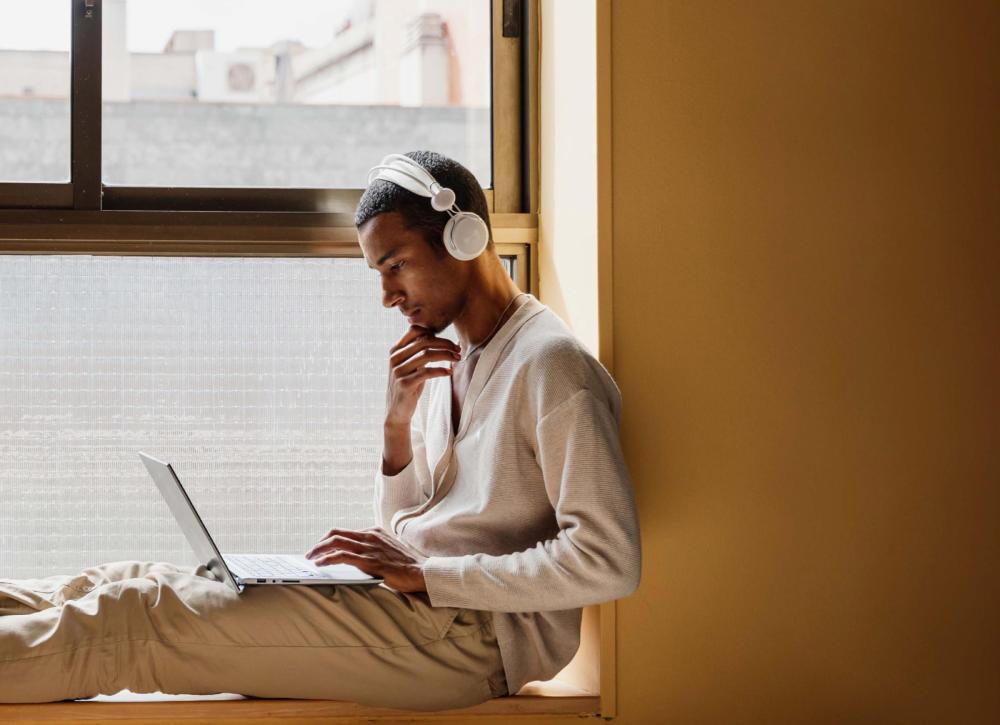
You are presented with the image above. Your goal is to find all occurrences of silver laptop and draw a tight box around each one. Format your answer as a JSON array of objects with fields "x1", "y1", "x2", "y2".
[{"x1": 138, "y1": 452, "x2": 382, "y2": 593}]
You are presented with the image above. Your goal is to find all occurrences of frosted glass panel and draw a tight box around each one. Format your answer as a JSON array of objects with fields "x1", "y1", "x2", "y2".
[{"x1": 0, "y1": 256, "x2": 409, "y2": 579}]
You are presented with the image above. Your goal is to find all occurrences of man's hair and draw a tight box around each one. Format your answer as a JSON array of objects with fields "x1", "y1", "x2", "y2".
[{"x1": 354, "y1": 150, "x2": 493, "y2": 254}]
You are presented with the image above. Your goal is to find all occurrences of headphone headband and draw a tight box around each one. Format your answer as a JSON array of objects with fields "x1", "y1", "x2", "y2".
[
  {"x1": 365, "y1": 153, "x2": 489, "y2": 261},
  {"x1": 367, "y1": 163, "x2": 457, "y2": 215}
]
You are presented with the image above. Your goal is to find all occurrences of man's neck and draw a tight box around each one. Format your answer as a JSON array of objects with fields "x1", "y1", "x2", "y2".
[{"x1": 452, "y1": 259, "x2": 523, "y2": 350}]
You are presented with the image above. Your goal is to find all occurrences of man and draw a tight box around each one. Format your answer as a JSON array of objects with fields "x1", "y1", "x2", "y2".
[{"x1": 0, "y1": 151, "x2": 640, "y2": 711}]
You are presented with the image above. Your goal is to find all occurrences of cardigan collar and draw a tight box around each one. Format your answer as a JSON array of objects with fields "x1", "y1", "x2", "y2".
[{"x1": 451, "y1": 293, "x2": 545, "y2": 441}]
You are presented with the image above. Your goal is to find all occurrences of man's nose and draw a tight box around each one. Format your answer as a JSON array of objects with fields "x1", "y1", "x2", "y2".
[{"x1": 381, "y1": 280, "x2": 404, "y2": 309}]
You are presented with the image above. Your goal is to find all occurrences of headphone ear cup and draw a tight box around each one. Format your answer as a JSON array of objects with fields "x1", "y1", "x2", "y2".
[{"x1": 443, "y1": 212, "x2": 490, "y2": 261}]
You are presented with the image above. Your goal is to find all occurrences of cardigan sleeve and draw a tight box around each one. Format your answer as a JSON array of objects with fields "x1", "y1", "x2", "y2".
[
  {"x1": 420, "y1": 388, "x2": 641, "y2": 612},
  {"x1": 373, "y1": 401, "x2": 434, "y2": 532}
]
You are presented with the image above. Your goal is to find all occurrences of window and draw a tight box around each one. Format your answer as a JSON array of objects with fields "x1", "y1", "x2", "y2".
[
  {"x1": 0, "y1": 0, "x2": 526, "y2": 212},
  {"x1": 0, "y1": 0, "x2": 548, "y2": 696},
  {"x1": 0, "y1": 3, "x2": 612, "y2": 716},
  {"x1": 0, "y1": 0, "x2": 71, "y2": 186}
]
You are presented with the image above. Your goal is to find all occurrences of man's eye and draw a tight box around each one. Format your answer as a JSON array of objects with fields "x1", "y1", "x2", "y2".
[{"x1": 391, "y1": 261, "x2": 405, "y2": 272}]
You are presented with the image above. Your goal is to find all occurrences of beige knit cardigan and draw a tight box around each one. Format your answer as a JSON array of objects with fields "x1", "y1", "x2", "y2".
[{"x1": 375, "y1": 294, "x2": 641, "y2": 694}]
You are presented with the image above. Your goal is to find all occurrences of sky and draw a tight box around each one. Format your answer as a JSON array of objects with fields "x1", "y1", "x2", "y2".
[{"x1": 0, "y1": 0, "x2": 355, "y2": 53}]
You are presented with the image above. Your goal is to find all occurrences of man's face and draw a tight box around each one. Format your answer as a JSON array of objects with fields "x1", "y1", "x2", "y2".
[{"x1": 358, "y1": 211, "x2": 467, "y2": 334}]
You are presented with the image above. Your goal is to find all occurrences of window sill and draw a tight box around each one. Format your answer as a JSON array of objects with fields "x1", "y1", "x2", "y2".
[{"x1": 0, "y1": 690, "x2": 600, "y2": 723}]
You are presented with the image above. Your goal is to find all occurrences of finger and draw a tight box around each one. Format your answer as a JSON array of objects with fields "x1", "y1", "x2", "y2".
[
  {"x1": 317, "y1": 528, "x2": 360, "y2": 546},
  {"x1": 306, "y1": 534, "x2": 376, "y2": 559},
  {"x1": 308, "y1": 544, "x2": 372, "y2": 563},
  {"x1": 390, "y1": 335, "x2": 460, "y2": 369},
  {"x1": 391, "y1": 327, "x2": 457, "y2": 357},
  {"x1": 328, "y1": 529, "x2": 383, "y2": 544},
  {"x1": 370, "y1": 528, "x2": 410, "y2": 550},
  {"x1": 396, "y1": 367, "x2": 453, "y2": 389},
  {"x1": 361, "y1": 526, "x2": 395, "y2": 544},
  {"x1": 394, "y1": 349, "x2": 460, "y2": 378},
  {"x1": 390, "y1": 326, "x2": 426, "y2": 355},
  {"x1": 319, "y1": 527, "x2": 372, "y2": 542},
  {"x1": 358, "y1": 527, "x2": 402, "y2": 552},
  {"x1": 315, "y1": 551, "x2": 380, "y2": 573}
]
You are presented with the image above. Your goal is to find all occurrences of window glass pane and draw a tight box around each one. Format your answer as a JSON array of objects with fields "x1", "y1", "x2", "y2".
[
  {"x1": 0, "y1": 0, "x2": 71, "y2": 183},
  {"x1": 0, "y1": 256, "x2": 410, "y2": 579},
  {"x1": 102, "y1": 0, "x2": 492, "y2": 189}
]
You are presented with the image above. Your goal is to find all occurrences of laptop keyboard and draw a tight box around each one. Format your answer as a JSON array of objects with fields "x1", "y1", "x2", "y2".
[{"x1": 225, "y1": 554, "x2": 318, "y2": 579}]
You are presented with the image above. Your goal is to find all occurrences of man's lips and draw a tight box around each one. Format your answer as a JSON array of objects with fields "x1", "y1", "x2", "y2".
[{"x1": 403, "y1": 307, "x2": 421, "y2": 321}]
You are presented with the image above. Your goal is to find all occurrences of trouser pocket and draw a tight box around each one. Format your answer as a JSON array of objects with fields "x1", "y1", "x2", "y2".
[
  {"x1": 434, "y1": 607, "x2": 462, "y2": 639},
  {"x1": 439, "y1": 606, "x2": 492, "y2": 640}
]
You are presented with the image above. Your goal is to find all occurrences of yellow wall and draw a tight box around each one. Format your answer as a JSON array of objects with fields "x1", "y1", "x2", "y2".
[{"x1": 610, "y1": 1, "x2": 998, "y2": 723}]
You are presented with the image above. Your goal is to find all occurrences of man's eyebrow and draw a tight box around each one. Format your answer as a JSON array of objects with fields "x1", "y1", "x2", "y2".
[{"x1": 369, "y1": 247, "x2": 399, "y2": 270}]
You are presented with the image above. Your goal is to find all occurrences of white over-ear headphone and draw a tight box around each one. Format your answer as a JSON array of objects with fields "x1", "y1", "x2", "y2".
[{"x1": 366, "y1": 153, "x2": 490, "y2": 261}]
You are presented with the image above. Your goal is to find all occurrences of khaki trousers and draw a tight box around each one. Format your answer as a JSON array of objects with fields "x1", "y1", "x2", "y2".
[{"x1": 0, "y1": 561, "x2": 507, "y2": 711}]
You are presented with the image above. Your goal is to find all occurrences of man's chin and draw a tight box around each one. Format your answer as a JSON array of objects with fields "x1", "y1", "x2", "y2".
[
  {"x1": 418, "y1": 321, "x2": 447, "y2": 335},
  {"x1": 406, "y1": 316, "x2": 440, "y2": 334},
  {"x1": 404, "y1": 308, "x2": 451, "y2": 335}
]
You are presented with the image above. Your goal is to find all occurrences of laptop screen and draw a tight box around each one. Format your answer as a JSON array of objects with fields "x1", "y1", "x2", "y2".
[{"x1": 138, "y1": 452, "x2": 241, "y2": 592}]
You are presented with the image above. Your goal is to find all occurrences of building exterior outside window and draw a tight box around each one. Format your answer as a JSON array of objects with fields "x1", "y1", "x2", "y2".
[{"x1": 0, "y1": 0, "x2": 492, "y2": 188}]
